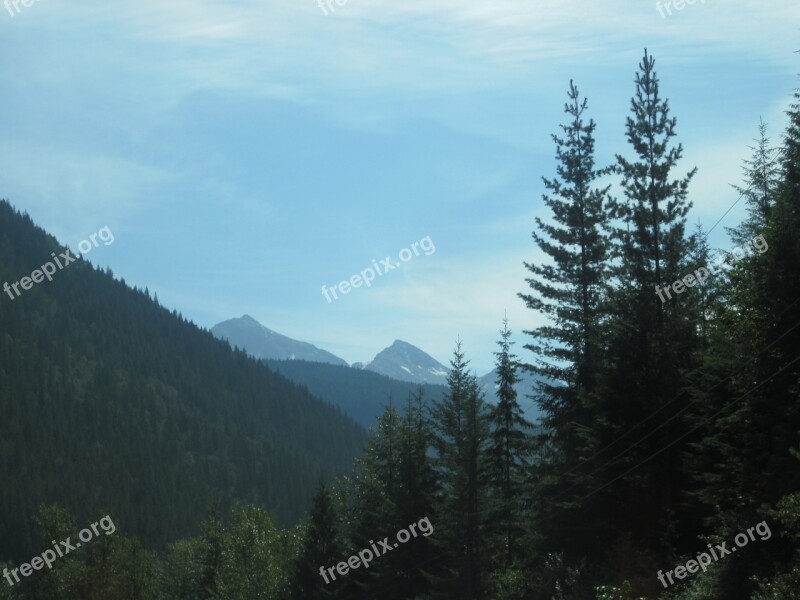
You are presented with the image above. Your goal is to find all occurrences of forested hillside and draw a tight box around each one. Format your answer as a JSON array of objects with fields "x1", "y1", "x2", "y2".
[
  {"x1": 264, "y1": 358, "x2": 448, "y2": 427},
  {"x1": 0, "y1": 201, "x2": 365, "y2": 561}
]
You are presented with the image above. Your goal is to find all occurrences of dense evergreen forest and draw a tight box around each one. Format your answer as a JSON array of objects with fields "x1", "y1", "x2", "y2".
[
  {"x1": 2, "y1": 50, "x2": 800, "y2": 599},
  {"x1": 0, "y1": 202, "x2": 365, "y2": 561}
]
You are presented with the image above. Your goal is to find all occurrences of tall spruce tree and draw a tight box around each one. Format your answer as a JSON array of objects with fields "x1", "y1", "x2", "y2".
[
  {"x1": 486, "y1": 317, "x2": 531, "y2": 570},
  {"x1": 580, "y1": 51, "x2": 702, "y2": 579},
  {"x1": 428, "y1": 342, "x2": 490, "y2": 600},
  {"x1": 393, "y1": 389, "x2": 438, "y2": 599},
  {"x1": 519, "y1": 79, "x2": 610, "y2": 397},
  {"x1": 349, "y1": 403, "x2": 403, "y2": 599},
  {"x1": 517, "y1": 79, "x2": 611, "y2": 578},
  {"x1": 349, "y1": 394, "x2": 439, "y2": 600},
  {"x1": 614, "y1": 49, "x2": 696, "y2": 317},
  {"x1": 730, "y1": 119, "x2": 781, "y2": 244}
]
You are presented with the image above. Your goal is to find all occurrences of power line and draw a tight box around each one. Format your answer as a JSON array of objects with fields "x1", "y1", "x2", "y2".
[
  {"x1": 704, "y1": 189, "x2": 747, "y2": 238},
  {"x1": 552, "y1": 295, "x2": 800, "y2": 483}
]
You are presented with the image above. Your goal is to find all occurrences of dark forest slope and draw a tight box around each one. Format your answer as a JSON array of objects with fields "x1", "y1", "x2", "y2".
[{"x1": 0, "y1": 200, "x2": 365, "y2": 561}]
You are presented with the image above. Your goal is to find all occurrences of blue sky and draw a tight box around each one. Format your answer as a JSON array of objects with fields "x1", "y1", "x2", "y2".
[{"x1": 1, "y1": 0, "x2": 798, "y2": 374}]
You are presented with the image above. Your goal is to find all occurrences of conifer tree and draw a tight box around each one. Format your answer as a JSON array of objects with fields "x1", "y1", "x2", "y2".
[
  {"x1": 614, "y1": 49, "x2": 696, "y2": 313},
  {"x1": 520, "y1": 78, "x2": 610, "y2": 399},
  {"x1": 728, "y1": 87, "x2": 800, "y2": 523},
  {"x1": 393, "y1": 389, "x2": 438, "y2": 598},
  {"x1": 593, "y1": 49, "x2": 700, "y2": 564},
  {"x1": 517, "y1": 79, "x2": 611, "y2": 577},
  {"x1": 681, "y1": 93, "x2": 800, "y2": 599},
  {"x1": 290, "y1": 483, "x2": 342, "y2": 600},
  {"x1": 349, "y1": 404, "x2": 403, "y2": 599},
  {"x1": 729, "y1": 119, "x2": 781, "y2": 244},
  {"x1": 486, "y1": 317, "x2": 530, "y2": 569},
  {"x1": 429, "y1": 342, "x2": 490, "y2": 600}
]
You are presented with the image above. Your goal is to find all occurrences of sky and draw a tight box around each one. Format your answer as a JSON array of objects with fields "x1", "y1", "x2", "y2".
[{"x1": 0, "y1": 0, "x2": 798, "y2": 374}]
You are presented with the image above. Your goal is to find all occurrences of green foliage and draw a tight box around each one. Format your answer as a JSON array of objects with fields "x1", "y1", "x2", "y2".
[
  {"x1": 23, "y1": 505, "x2": 84, "y2": 600},
  {"x1": 217, "y1": 506, "x2": 298, "y2": 600},
  {"x1": 159, "y1": 538, "x2": 203, "y2": 600}
]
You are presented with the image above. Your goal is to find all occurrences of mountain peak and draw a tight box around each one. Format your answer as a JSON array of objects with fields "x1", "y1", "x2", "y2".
[
  {"x1": 390, "y1": 339, "x2": 415, "y2": 348},
  {"x1": 211, "y1": 316, "x2": 347, "y2": 366},
  {"x1": 365, "y1": 340, "x2": 449, "y2": 385}
]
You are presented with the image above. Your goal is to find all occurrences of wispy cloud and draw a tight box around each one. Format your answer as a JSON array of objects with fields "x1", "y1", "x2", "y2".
[{"x1": 1, "y1": 0, "x2": 795, "y2": 373}]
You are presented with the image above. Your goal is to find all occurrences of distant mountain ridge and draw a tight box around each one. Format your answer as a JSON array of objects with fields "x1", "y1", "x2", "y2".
[
  {"x1": 211, "y1": 315, "x2": 348, "y2": 366},
  {"x1": 210, "y1": 316, "x2": 449, "y2": 386},
  {"x1": 212, "y1": 315, "x2": 542, "y2": 422}
]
